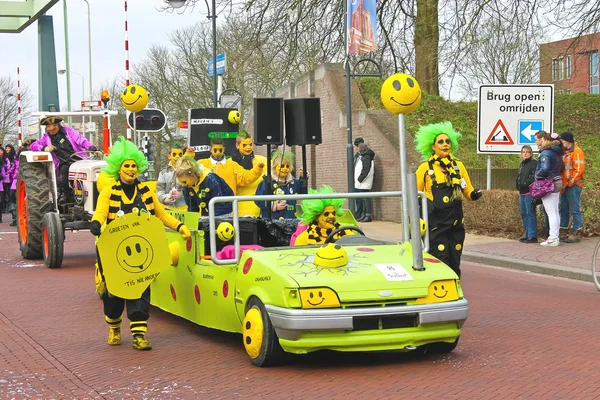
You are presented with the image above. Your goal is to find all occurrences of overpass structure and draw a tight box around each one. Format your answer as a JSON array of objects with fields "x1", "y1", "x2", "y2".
[{"x1": 1, "y1": 0, "x2": 61, "y2": 112}]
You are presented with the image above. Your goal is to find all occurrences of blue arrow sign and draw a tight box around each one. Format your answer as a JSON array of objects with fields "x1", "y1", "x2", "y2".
[
  {"x1": 519, "y1": 120, "x2": 543, "y2": 144},
  {"x1": 208, "y1": 53, "x2": 226, "y2": 77}
]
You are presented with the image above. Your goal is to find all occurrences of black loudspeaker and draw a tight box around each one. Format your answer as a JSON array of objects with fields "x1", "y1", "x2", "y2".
[
  {"x1": 284, "y1": 98, "x2": 322, "y2": 146},
  {"x1": 254, "y1": 98, "x2": 284, "y2": 145}
]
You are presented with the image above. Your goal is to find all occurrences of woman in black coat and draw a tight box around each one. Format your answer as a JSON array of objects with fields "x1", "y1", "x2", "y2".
[{"x1": 516, "y1": 145, "x2": 538, "y2": 243}]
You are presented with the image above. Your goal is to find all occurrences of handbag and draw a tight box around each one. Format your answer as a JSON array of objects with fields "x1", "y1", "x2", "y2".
[{"x1": 529, "y1": 177, "x2": 554, "y2": 200}]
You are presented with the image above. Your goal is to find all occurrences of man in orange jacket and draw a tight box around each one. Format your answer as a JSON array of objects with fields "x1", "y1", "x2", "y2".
[{"x1": 559, "y1": 131, "x2": 585, "y2": 243}]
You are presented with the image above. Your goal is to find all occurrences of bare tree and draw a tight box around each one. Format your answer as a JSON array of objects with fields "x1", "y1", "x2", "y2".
[
  {"x1": 451, "y1": 11, "x2": 546, "y2": 98},
  {"x1": 0, "y1": 76, "x2": 33, "y2": 145}
]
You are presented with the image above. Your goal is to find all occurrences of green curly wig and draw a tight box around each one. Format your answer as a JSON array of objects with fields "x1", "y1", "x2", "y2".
[
  {"x1": 300, "y1": 185, "x2": 345, "y2": 225},
  {"x1": 271, "y1": 150, "x2": 295, "y2": 166},
  {"x1": 103, "y1": 137, "x2": 148, "y2": 180},
  {"x1": 414, "y1": 121, "x2": 462, "y2": 160}
]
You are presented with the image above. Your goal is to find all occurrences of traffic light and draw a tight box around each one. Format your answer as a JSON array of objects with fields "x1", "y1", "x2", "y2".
[
  {"x1": 144, "y1": 139, "x2": 155, "y2": 162},
  {"x1": 128, "y1": 108, "x2": 166, "y2": 131}
]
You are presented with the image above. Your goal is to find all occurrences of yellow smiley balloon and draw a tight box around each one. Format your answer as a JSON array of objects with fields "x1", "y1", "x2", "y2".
[
  {"x1": 228, "y1": 110, "x2": 240, "y2": 124},
  {"x1": 121, "y1": 84, "x2": 149, "y2": 113},
  {"x1": 380, "y1": 73, "x2": 422, "y2": 115}
]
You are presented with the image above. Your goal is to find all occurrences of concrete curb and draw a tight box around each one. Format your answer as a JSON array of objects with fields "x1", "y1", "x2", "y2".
[{"x1": 462, "y1": 251, "x2": 593, "y2": 283}]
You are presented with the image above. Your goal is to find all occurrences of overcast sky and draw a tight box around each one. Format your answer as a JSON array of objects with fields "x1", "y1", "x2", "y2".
[{"x1": 0, "y1": 0, "x2": 204, "y2": 110}]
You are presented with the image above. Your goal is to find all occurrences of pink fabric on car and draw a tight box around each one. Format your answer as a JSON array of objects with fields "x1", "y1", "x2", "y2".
[
  {"x1": 215, "y1": 244, "x2": 263, "y2": 260},
  {"x1": 289, "y1": 223, "x2": 308, "y2": 246}
]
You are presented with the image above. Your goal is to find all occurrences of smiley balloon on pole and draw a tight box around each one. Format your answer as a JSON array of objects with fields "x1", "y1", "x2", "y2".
[
  {"x1": 380, "y1": 73, "x2": 422, "y2": 115},
  {"x1": 121, "y1": 84, "x2": 149, "y2": 113},
  {"x1": 380, "y1": 73, "x2": 422, "y2": 245}
]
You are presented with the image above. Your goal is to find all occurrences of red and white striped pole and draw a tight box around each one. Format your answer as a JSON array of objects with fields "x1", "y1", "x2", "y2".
[
  {"x1": 17, "y1": 67, "x2": 22, "y2": 147},
  {"x1": 124, "y1": 1, "x2": 132, "y2": 142}
]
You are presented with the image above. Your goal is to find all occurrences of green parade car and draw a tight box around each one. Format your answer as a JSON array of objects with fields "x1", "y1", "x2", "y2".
[{"x1": 151, "y1": 210, "x2": 468, "y2": 367}]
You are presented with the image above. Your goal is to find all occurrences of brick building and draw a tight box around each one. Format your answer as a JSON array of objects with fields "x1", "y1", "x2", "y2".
[
  {"x1": 247, "y1": 63, "x2": 415, "y2": 223},
  {"x1": 539, "y1": 33, "x2": 600, "y2": 94}
]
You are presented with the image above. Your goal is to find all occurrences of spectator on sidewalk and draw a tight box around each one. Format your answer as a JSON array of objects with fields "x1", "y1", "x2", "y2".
[
  {"x1": 559, "y1": 131, "x2": 585, "y2": 243},
  {"x1": 516, "y1": 145, "x2": 538, "y2": 243},
  {"x1": 3, "y1": 144, "x2": 17, "y2": 226},
  {"x1": 534, "y1": 131, "x2": 564, "y2": 247},
  {"x1": 414, "y1": 122, "x2": 482, "y2": 278},
  {"x1": 354, "y1": 142, "x2": 375, "y2": 222}
]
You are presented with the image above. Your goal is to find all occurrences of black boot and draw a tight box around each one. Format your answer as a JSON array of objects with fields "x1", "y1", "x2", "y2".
[{"x1": 9, "y1": 210, "x2": 16, "y2": 226}]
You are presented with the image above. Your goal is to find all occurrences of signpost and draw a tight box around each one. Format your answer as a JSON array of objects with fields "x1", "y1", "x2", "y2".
[
  {"x1": 208, "y1": 53, "x2": 226, "y2": 77},
  {"x1": 477, "y1": 84, "x2": 554, "y2": 189},
  {"x1": 478, "y1": 84, "x2": 554, "y2": 154}
]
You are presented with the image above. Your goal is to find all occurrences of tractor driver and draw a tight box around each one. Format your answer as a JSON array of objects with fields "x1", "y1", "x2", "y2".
[{"x1": 30, "y1": 116, "x2": 98, "y2": 204}]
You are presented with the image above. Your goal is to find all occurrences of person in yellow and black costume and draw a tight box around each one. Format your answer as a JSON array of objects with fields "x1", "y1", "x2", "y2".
[
  {"x1": 293, "y1": 185, "x2": 356, "y2": 246},
  {"x1": 414, "y1": 122, "x2": 482, "y2": 278},
  {"x1": 198, "y1": 135, "x2": 264, "y2": 196},
  {"x1": 90, "y1": 138, "x2": 191, "y2": 351},
  {"x1": 230, "y1": 131, "x2": 268, "y2": 216}
]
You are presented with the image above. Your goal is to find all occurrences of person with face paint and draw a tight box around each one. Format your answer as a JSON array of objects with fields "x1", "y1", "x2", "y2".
[
  {"x1": 30, "y1": 116, "x2": 98, "y2": 204},
  {"x1": 198, "y1": 135, "x2": 264, "y2": 197},
  {"x1": 255, "y1": 150, "x2": 306, "y2": 219},
  {"x1": 230, "y1": 131, "x2": 267, "y2": 217},
  {"x1": 293, "y1": 185, "x2": 356, "y2": 246},
  {"x1": 156, "y1": 146, "x2": 187, "y2": 210},
  {"x1": 414, "y1": 122, "x2": 482, "y2": 278},
  {"x1": 90, "y1": 138, "x2": 191, "y2": 351},
  {"x1": 2, "y1": 144, "x2": 18, "y2": 225},
  {"x1": 175, "y1": 155, "x2": 234, "y2": 217}
]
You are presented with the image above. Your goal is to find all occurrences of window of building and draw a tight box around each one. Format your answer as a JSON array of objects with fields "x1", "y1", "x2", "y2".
[
  {"x1": 552, "y1": 58, "x2": 557, "y2": 81},
  {"x1": 559, "y1": 57, "x2": 565, "y2": 80},
  {"x1": 591, "y1": 51, "x2": 599, "y2": 94},
  {"x1": 566, "y1": 55, "x2": 572, "y2": 79}
]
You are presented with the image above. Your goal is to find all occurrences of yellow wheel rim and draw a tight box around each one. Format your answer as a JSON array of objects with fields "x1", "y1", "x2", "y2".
[{"x1": 242, "y1": 307, "x2": 264, "y2": 359}]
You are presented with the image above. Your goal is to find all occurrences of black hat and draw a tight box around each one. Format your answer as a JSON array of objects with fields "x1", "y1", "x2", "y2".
[
  {"x1": 354, "y1": 137, "x2": 364, "y2": 146},
  {"x1": 40, "y1": 116, "x2": 64, "y2": 126},
  {"x1": 560, "y1": 131, "x2": 574, "y2": 143}
]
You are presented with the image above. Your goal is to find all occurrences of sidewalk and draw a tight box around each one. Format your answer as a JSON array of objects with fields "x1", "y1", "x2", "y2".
[{"x1": 359, "y1": 220, "x2": 598, "y2": 283}]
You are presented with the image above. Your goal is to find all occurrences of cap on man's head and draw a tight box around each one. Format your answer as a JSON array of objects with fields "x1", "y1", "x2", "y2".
[
  {"x1": 354, "y1": 137, "x2": 364, "y2": 146},
  {"x1": 560, "y1": 131, "x2": 574, "y2": 143},
  {"x1": 40, "y1": 116, "x2": 64, "y2": 126}
]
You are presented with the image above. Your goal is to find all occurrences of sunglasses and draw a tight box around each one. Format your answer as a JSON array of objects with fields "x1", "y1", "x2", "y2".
[
  {"x1": 171, "y1": 152, "x2": 183, "y2": 157},
  {"x1": 122, "y1": 163, "x2": 137, "y2": 169},
  {"x1": 437, "y1": 139, "x2": 451, "y2": 145},
  {"x1": 322, "y1": 211, "x2": 335, "y2": 217}
]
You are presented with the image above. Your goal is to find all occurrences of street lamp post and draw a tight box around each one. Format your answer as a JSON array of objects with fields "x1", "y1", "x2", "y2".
[
  {"x1": 82, "y1": 0, "x2": 93, "y2": 101},
  {"x1": 58, "y1": 69, "x2": 86, "y2": 136},
  {"x1": 58, "y1": 69, "x2": 85, "y2": 106}
]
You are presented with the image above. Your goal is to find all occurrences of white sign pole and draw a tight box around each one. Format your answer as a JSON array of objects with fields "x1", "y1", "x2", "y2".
[{"x1": 487, "y1": 155, "x2": 492, "y2": 190}]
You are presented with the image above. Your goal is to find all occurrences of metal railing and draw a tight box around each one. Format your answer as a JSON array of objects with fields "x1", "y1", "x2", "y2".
[{"x1": 205, "y1": 189, "x2": 429, "y2": 266}]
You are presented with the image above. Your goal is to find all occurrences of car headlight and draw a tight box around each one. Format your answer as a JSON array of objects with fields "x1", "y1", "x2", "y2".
[
  {"x1": 414, "y1": 280, "x2": 459, "y2": 304},
  {"x1": 299, "y1": 288, "x2": 341, "y2": 309}
]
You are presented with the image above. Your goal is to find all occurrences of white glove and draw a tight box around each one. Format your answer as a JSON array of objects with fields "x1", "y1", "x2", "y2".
[{"x1": 44, "y1": 145, "x2": 56, "y2": 152}]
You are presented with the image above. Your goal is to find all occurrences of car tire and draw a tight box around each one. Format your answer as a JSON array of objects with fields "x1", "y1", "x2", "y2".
[
  {"x1": 422, "y1": 336, "x2": 460, "y2": 354},
  {"x1": 242, "y1": 297, "x2": 283, "y2": 367}
]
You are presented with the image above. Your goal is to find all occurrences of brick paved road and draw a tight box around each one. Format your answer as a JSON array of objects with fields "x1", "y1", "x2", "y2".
[{"x1": 1, "y1": 228, "x2": 600, "y2": 399}]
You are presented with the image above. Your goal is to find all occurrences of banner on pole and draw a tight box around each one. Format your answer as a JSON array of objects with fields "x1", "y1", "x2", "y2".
[{"x1": 347, "y1": 0, "x2": 378, "y2": 54}]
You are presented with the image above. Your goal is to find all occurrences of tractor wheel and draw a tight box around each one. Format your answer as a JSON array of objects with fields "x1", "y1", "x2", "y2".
[
  {"x1": 17, "y1": 162, "x2": 53, "y2": 259},
  {"x1": 42, "y1": 212, "x2": 64, "y2": 268}
]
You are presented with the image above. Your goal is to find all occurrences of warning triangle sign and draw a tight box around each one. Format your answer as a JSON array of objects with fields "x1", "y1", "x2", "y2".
[{"x1": 485, "y1": 119, "x2": 514, "y2": 145}]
